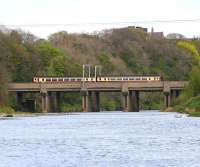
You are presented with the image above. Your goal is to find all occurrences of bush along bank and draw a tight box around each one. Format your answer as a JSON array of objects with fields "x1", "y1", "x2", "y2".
[
  {"x1": 173, "y1": 96, "x2": 200, "y2": 117},
  {"x1": 0, "y1": 106, "x2": 15, "y2": 117}
]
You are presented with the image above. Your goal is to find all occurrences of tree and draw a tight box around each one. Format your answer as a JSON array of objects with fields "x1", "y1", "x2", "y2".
[{"x1": 0, "y1": 66, "x2": 9, "y2": 106}]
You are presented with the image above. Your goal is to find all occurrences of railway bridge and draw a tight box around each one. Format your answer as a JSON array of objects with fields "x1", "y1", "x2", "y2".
[{"x1": 8, "y1": 81, "x2": 188, "y2": 112}]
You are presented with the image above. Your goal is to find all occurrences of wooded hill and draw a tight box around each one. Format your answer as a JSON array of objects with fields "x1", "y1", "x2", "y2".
[{"x1": 0, "y1": 27, "x2": 199, "y2": 111}]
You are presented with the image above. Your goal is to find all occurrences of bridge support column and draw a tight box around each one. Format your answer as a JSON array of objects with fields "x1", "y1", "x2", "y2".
[
  {"x1": 81, "y1": 89, "x2": 89, "y2": 112},
  {"x1": 122, "y1": 91, "x2": 129, "y2": 112},
  {"x1": 89, "y1": 91, "x2": 100, "y2": 112},
  {"x1": 16, "y1": 92, "x2": 23, "y2": 110},
  {"x1": 164, "y1": 91, "x2": 171, "y2": 108},
  {"x1": 48, "y1": 92, "x2": 60, "y2": 112},
  {"x1": 41, "y1": 91, "x2": 50, "y2": 113},
  {"x1": 129, "y1": 90, "x2": 139, "y2": 112}
]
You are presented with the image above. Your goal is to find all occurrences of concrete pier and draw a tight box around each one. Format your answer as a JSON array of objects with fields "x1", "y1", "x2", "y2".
[
  {"x1": 48, "y1": 92, "x2": 60, "y2": 112},
  {"x1": 122, "y1": 91, "x2": 129, "y2": 112},
  {"x1": 89, "y1": 91, "x2": 100, "y2": 112},
  {"x1": 41, "y1": 91, "x2": 49, "y2": 113},
  {"x1": 164, "y1": 92, "x2": 171, "y2": 108},
  {"x1": 122, "y1": 91, "x2": 139, "y2": 112},
  {"x1": 81, "y1": 89, "x2": 88, "y2": 112},
  {"x1": 129, "y1": 90, "x2": 139, "y2": 112}
]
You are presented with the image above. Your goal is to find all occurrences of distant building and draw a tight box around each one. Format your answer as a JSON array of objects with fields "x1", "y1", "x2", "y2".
[
  {"x1": 149, "y1": 28, "x2": 164, "y2": 39},
  {"x1": 166, "y1": 33, "x2": 185, "y2": 39},
  {"x1": 128, "y1": 26, "x2": 148, "y2": 33}
]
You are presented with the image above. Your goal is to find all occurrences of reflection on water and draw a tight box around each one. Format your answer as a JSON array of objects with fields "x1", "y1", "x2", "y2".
[{"x1": 0, "y1": 111, "x2": 200, "y2": 167}]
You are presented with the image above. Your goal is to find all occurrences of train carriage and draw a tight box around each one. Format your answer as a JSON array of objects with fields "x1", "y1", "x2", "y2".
[{"x1": 33, "y1": 75, "x2": 162, "y2": 83}]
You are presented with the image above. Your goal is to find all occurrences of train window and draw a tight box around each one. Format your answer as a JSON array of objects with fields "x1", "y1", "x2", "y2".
[
  {"x1": 58, "y1": 78, "x2": 63, "y2": 81},
  {"x1": 46, "y1": 79, "x2": 51, "y2": 82},
  {"x1": 52, "y1": 79, "x2": 57, "y2": 81},
  {"x1": 34, "y1": 78, "x2": 38, "y2": 82},
  {"x1": 123, "y1": 78, "x2": 128, "y2": 80},
  {"x1": 71, "y1": 79, "x2": 75, "y2": 81},
  {"x1": 136, "y1": 78, "x2": 140, "y2": 80},
  {"x1": 77, "y1": 79, "x2": 81, "y2": 81},
  {"x1": 64, "y1": 78, "x2": 69, "y2": 81}
]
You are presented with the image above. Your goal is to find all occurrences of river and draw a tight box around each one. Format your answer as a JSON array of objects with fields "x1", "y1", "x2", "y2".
[{"x1": 0, "y1": 111, "x2": 200, "y2": 167}]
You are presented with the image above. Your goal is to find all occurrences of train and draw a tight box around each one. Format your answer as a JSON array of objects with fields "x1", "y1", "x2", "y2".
[{"x1": 33, "y1": 75, "x2": 162, "y2": 83}]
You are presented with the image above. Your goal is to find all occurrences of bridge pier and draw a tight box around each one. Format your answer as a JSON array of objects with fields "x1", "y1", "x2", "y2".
[
  {"x1": 81, "y1": 90, "x2": 100, "y2": 112},
  {"x1": 122, "y1": 91, "x2": 129, "y2": 112},
  {"x1": 164, "y1": 91, "x2": 171, "y2": 108},
  {"x1": 122, "y1": 91, "x2": 139, "y2": 112},
  {"x1": 41, "y1": 92, "x2": 49, "y2": 113},
  {"x1": 89, "y1": 91, "x2": 100, "y2": 112},
  {"x1": 81, "y1": 89, "x2": 89, "y2": 112},
  {"x1": 48, "y1": 92, "x2": 60, "y2": 112},
  {"x1": 129, "y1": 90, "x2": 139, "y2": 112}
]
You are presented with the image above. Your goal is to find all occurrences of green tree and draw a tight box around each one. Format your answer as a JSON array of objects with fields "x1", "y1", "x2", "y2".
[{"x1": 0, "y1": 66, "x2": 9, "y2": 106}]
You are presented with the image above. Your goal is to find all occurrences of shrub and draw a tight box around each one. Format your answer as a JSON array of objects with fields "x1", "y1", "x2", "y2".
[{"x1": 0, "y1": 106, "x2": 15, "y2": 114}]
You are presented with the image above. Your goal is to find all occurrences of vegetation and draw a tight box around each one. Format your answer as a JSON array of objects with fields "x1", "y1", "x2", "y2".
[
  {"x1": 0, "y1": 27, "x2": 200, "y2": 112},
  {"x1": 0, "y1": 106, "x2": 15, "y2": 117},
  {"x1": 172, "y1": 41, "x2": 200, "y2": 116}
]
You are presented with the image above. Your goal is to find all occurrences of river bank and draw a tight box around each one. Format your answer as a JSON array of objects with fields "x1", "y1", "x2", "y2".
[{"x1": 164, "y1": 96, "x2": 200, "y2": 117}]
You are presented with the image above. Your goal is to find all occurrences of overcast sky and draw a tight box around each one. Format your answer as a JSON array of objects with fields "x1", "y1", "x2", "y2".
[{"x1": 0, "y1": 0, "x2": 200, "y2": 38}]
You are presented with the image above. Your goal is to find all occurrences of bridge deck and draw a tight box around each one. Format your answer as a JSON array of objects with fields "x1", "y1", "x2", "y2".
[{"x1": 8, "y1": 81, "x2": 188, "y2": 92}]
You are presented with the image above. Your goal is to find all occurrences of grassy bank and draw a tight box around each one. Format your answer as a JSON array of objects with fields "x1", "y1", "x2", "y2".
[
  {"x1": 0, "y1": 106, "x2": 37, "y2": 117},
  {"x1": 172, "y1": 96, "x2": 200, "y2": 117},
  {"x1": 0, "y1": 106, "x2": 15, "y2": 117}
]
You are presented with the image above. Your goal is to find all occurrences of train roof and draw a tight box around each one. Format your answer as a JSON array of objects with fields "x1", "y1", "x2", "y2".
[{"x1": 34, "y1": 75, "x2": 161, "y2": 78}]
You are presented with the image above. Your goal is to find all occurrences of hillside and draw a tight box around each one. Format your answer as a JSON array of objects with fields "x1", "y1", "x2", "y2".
[{"x1": 0, "y1": 27, "x2": 200, "y2": 111}]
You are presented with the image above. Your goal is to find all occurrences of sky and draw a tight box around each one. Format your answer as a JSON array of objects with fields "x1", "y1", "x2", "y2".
[{"x1": 0, "y1": 0, "x2": 200, "y2": 38}]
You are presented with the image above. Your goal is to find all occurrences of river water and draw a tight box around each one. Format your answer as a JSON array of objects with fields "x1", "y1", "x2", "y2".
[{"x1": 0, "y1": 111, "x2": 200, "y2": 167}]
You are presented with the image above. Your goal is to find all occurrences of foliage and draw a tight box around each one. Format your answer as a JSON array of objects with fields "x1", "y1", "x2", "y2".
[
  {"x1": 1, "y1": 28, "x2": 200, "y2": 112},
  {"x1": 177, "y1": 41, "x2": 200, "y2": 60},
  {"x1": 59, "y1": 93, "x2": 82, "y2": 112},
  {"x1": 0, "y1": 66, "x2": 9, "y2": 106},
  {"x1": 0, "y1": 106, "x2": 15, "y2": 114},
  {"x1": 172, "y1": 41, "x2": 200, "y2": 116},
  {"x1": 174, "y1": 96, "x2": 200, "y2": 114},
  {"x1": 60, "y1": 103, "x2": 82, "y2": 112}
]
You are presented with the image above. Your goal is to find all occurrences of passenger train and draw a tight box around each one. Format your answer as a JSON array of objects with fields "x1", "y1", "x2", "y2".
[{"x1": 33, "y1": 76, "x2": 162, "y2": 83}]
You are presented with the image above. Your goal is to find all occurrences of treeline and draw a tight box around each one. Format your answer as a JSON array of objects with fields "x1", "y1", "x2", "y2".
[
  {"x1": 172, "y1": 41, "x2": 200, "y2": 116},
  {"x1": 0, "y1": 27, "x2": 199, "y2": 111}
]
